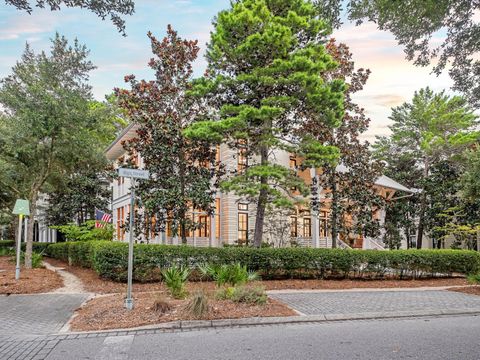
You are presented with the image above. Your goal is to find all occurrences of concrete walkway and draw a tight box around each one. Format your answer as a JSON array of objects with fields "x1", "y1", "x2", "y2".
[{"x1": 43, "y1": 261, "x2": 87, "y2": 294}]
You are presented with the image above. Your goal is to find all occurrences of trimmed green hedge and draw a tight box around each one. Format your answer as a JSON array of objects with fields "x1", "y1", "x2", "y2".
[
  {"x1": 0, "y1": 240, "x2": 14, "y2": 248},
  {"x1": 0, "y1": 240, "x2": 50, "y2": 254},
  {"x1": 44, "y1": 241, "x2": 480, "y2": 282}
]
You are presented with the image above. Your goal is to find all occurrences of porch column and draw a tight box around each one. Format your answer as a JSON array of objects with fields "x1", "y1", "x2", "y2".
[
  {"x1": 209, "y1": 213, "x2": 216, "y2": 247},
  {"x1": 310, "y1": 167, "x2": 320, "y2": 248}
]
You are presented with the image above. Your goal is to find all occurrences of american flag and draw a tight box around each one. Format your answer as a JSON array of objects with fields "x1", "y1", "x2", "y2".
[{"x1": 95, "y1": 209, "x2": 112, "y2": 228}]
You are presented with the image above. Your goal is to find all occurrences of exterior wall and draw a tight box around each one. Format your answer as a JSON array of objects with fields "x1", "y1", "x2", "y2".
[{"x1": 107, "y1": 130, "x2": 399, "y2": 249}]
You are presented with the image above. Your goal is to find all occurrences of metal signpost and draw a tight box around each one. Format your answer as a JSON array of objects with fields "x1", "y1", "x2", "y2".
[
  {"x1": 12, "y1": 199, "x2": 30, "y2": 280},
  {"x1": 118, "y1": 168, "x2": 149, "y2": 310}
]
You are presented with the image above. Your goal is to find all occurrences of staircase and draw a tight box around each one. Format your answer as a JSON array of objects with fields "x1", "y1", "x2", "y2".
[
  {"x1": 322, "y1": 237, "x2": 352, "y2": 249},
  {"x1": 363, "y1": 237, "x2": 386, "y2": 250}
]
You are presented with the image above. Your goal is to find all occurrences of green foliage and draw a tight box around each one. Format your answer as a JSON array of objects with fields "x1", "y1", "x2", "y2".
[
  {"x1": 18, "y1": 252, "x2": 43, "y2": 268},
  {"x1": 0, "y1": 247, "x2": 14, "y2": 256},
  {"x1": 467, "y1": 273, "x2": 480, "y2": 285},
  {"x1": 162, "y1": 266, "x2": 190, "y2": 299},
  {"x1": 0, "y1": 240, "x2": 14, "y2": 248},
  {"x1": 0, "y1": 34, "x2": 105, "y2": 268},
  {"x1": 185, "y1": 0, "x2": 346, "y2": 246},
  {"x1": 53, "y1": 221, "x2": 114, "y2": 242},
  {"x1": 374, "y1": 87, "x2": 478, "y2": 248},
  {"x1": 206, "y1": 263, "x2": 260, "y2": 287},
  {"x1": 230, "y1": 285, "x2": 267, "y2": 305},
  {"x1": 185, "y1": 290, "x2": 210, "y2": 318},
  {"x1": 45, "y1": 242, "x2": 480, "y2": 282},
  {"x1": 116, "y1": 27, "x2": 221, "y2": 244},
  {"x1": 6, "y1": 0, "x2": 134, "y2": 35}
]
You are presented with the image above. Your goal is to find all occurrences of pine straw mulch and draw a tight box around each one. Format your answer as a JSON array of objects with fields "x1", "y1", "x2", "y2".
[
  {"x1": 0, "y1": 256, "x2": 63, "y2": 294},
  {"x1": 448, "y1": 286, "x2": 480, "y2": 296},
  {"x1": 45, "y1": 258, "x2": 469, "y2": 295},
  {"x1": 70, "y1": 288, "x2": 296, "y2": 332}
]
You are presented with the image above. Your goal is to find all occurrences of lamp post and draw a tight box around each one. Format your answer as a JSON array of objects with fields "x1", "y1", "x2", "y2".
[{"x1": 12, "y1": 199, "x2": 30, "y2": 280}]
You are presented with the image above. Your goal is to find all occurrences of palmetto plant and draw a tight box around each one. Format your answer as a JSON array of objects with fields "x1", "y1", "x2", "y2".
[
  {"x1": 199, "y1": 263, "x2": 259, "y2": 287},
  {"x1": 162, "y1": 265, "x2": 190, "y2": 299}
]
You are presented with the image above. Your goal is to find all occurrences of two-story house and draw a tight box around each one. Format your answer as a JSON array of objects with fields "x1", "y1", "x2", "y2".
[{"x1": 105, "y1": 124, "x2": 414, "y2": 249}]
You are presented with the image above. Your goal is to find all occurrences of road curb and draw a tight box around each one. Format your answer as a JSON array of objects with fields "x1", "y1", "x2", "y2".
[{"x1": 58, "y1": 309, "x2": 480, "y2": 337}]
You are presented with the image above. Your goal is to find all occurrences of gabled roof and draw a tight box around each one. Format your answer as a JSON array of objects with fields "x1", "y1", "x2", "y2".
[
  {"x1": 105, "y1": 123, "x2": 138, "y2": 161},
  {"x1": 335, "y1": 164, "x2": 415, "y2": 193}
]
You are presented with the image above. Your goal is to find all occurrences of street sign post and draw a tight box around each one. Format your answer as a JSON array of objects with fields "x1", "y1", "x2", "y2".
[
  {"x1": 12, "y1": 199, "x2": 30, "y2": 280},
  {"x1": 118, "y1": 168, "x2": 149, "y2": 310}
]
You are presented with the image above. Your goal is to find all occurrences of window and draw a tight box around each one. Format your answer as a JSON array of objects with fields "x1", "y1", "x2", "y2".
[
  {"x1": 238, "y1": 203, "x2": 248, "y2": 211},
  {"x1": 303, "y1": 217, "x2": 311, "y2": 237},
  {"x1": 290, "y1": 216, "x2": 298, "y2": 237},
  {"x1": 198, "y1": 215, "x2": 209, "y2": 237},
  {"x1": 238, "y1": 213, "x2": 248, "y2": 244},
  {"x1": 237, "y1": 141, "x2": 248, "y2": 172},
  {"x1": 289, "y1": 157, "x2": 297, "y2": 169}
]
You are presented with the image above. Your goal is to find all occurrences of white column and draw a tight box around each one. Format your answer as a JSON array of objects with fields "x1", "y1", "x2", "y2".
[
  {"x1": 310, "y1": 168, "x2": 320, "y2": 248},
  {"x1": 210, "y1": 213, "x2": 216, "y2": 247}
]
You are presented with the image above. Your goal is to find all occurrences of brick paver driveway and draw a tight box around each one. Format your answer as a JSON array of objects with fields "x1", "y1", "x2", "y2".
[
  {"x1": 0, "y1": 293, "x2": 88, "y2": 337},
  {"x1": 270, "y1": 290, "x2": 480, "y2": 316}
]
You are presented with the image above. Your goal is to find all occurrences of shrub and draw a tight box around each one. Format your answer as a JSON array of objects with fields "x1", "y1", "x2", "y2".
[
  {"x1": 0, "y1": 247, "x2": 14, "y2": 256},
  {"x1": 19, "y1": 252, "x2": 43, "y2": 268},
  {"x1": 44, "y1": 241, "x2": 480, "y2": 282},
  {"x1": 152, "y1": 295, "x2": 172, "y2": 314},
  {"x1": 208, "y1": 263, "x2": 259, "y2": 287},
  {"x1": 185, "y1": 290, "x2": 209, "y2": 318},
  {"x1": 467, "y1": 273, "x2": 480, "y2": 284},
  {"x1": 230, "y1": 285, "x2": 267, "y2": 305},
  {"x1": 0, "y1": 240, "x2": 14, "y2": 248},
  {"x1": 162, "y1": 266, "x2": 190, "y2": 299},
  {"x1": 52, "y1": 221, "x2": 113, "y2": 242}
]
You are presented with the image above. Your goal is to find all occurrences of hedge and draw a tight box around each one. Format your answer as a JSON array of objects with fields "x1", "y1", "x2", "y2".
[
  {"x1": 44, "y1": 241, "x2": 480, "y2": 282},
  {"x1": 0, "y1": 240, "x2": 14, "y2": 248},
  {"x1": 0, "y1": 240, "x2": 50, "y2": 254}
]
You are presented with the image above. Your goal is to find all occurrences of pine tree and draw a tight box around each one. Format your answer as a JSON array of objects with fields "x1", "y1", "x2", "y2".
[{"x1": 185, "y1": 0, "x2": 345, "y2": 247}]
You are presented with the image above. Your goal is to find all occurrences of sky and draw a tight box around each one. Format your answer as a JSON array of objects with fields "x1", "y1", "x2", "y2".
[{"x1": 0, "y1": 0, "x2": 454, "y2": 142}]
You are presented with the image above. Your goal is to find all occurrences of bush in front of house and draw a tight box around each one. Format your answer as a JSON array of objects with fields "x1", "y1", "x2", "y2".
[
  {"x1": 0, "y1": 240, "x2": 15, "y2": 248},
  {"x1": 43, "y1": 241, "x2": 480, "y2": 282}
]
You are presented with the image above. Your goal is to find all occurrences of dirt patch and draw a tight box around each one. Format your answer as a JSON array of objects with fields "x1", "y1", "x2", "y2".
[
  {"x1": 0, "y1": 256, "x2": 63, "y2": 294},
  {"x1": 44, "y1": 258, "x2": 469, "y2": 294},
  {"x1": 70, "y1": 289, "x2": 296, "y2": 332},
  {"x1": 448, "y1": 286, "x2": 480, "y2": 296}
]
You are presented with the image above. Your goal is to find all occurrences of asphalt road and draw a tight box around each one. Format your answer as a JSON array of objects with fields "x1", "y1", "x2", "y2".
[{"x1": 43, "y1": 315, "x2": 480, "y2": 360}]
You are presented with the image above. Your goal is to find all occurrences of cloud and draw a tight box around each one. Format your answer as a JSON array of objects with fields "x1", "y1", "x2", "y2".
[
  {"x1": 0, "y1": 11, "x2": 61, "y2": 41},
  {"x1": 371, "y1": 94, "x2": 406, "y2": 107}
]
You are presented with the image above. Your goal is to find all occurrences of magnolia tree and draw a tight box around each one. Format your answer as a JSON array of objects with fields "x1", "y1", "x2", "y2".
[
  {"x1": 116, "y1": 27, "x2": 223, "y2": 244},
  {"x1": 185, "y1": 0, "x2": 345, "y2": 247},
  {"x1": 302, "y1": 39, "x2": 383, "y2": 247}
]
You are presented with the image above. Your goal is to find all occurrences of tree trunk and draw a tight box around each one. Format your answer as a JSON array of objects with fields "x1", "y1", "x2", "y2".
[
  {"x1": 330, "y1": 171, "x2": 338, "y2": 249},
  {"x1": 25, "y1": 192, "x2": 38, "y2": 269},
  {"x1": 416, "y1": 161, "x2": 429, "y2": 249},
  {"x1": 253, "y1": 145, "x2": 269, "y2": 248}
]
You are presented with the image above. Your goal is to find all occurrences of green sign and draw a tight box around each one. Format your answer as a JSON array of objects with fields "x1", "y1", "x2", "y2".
[{"x1": 12, "y1": 199, "x2": 30, "y2": 216}]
